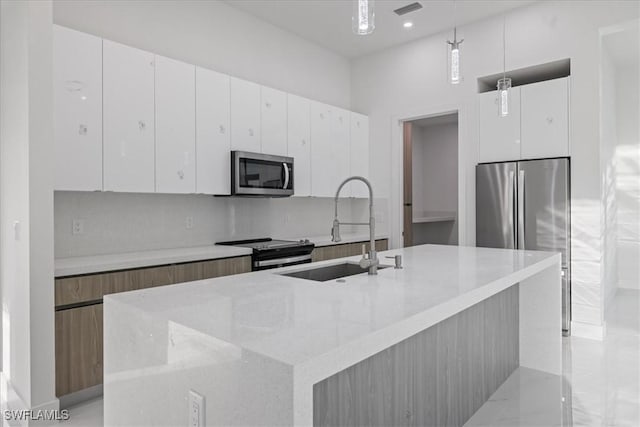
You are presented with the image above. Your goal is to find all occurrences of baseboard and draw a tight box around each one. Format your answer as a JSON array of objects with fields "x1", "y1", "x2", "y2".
[
  {"x1": 1, "y1": 373, "x2": 60, "y2": 426},
  {"x1": 618, "y1": 279, "x2": 640, "y2": 290},
  {"x1": 570, "y1": 320, "x2": 605, "y2": 340},
  {"x1": 58, "y1": 384, "x2": 103, "y2": 409}
]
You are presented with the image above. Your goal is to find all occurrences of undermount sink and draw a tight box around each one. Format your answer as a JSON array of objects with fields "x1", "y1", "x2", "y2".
[{"x1": 281, "y1": 262, "x2": 390, "y2": 282}]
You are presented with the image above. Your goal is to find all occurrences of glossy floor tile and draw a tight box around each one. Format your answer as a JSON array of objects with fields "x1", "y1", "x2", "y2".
[
  {"x1": 54, "y1": 288, "x2": 639, "y2": 426},
  {"x1": 467, "y1": 288, "x2": 640, "y2": 427}
]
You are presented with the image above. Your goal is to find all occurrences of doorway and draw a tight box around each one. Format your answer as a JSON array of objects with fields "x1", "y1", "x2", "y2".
[{"x1": 403, "y1": 113, "x2": 459, "y2": 247}]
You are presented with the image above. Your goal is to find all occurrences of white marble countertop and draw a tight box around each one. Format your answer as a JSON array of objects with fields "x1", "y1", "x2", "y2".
[
  {"x1": 104, "y1": 244, "x2": 562, "y2": 426},
  {"x1": 105, "y1": 244, "x2": 558, "y2": 372},
  {"x1": 55, "y1": 233, "x2": 388, "y2": 277},
  {"x1": 54, "y1": 245, "x2": 253, "y2": 277}
]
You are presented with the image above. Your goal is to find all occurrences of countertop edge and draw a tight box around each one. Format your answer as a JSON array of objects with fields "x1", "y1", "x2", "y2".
[{"x1": 294, "y1": 253, "x2": 561, "y2": 385}]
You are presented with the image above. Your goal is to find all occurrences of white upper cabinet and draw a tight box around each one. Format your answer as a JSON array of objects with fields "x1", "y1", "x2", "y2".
[
  {"x1": 521, "y1": 77, "x2": 569, "y2": 159},
  {"x1": 287, "y1": 95, "x2": 311, "y2": 197},
  {"x1": 478, "y1": 87, "x2": 522, "y2": 163},
  {"x1": 349, "y1": 112, "x2": 370, "y2": 198},
  {"x1": 53, "y1": 27, "x2": 371, "y2": 198},
  {"x1": 103, "y1": 40, "x2": 155, "y2": 193},
  {"x1": 261, "y1": 87, "x2": 288, "y2": 156},
  {"x1": 196, "y1": 67, "x2": 231, "y2": 195},
  {"x1": 332, "y1": 107, "x2": 351, "y2": 190},
  {"x1": 310, "y1": 102, "x2": 334, "y2": 197},
  {"x1": 310, "y1": 102, "x2": 350, "y2": 197},
  {"x1": 230, "y1": 77, "x2": 261, "y2": 153},
  {"x1": 53, "y1": 25, "x2": 103, "y2": 191},
  {"x1": 154, "y1": 55, "x2": 196, "y2": 194}
]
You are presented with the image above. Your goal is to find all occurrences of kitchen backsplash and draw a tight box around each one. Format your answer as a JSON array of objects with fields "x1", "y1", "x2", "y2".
[{"x1": 54, "y1": 191, "x2": 388, "y2": 258}]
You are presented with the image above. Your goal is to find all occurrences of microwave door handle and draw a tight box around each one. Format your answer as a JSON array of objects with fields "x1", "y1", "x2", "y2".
[{"x1": 283, "y1": 163, "x2": 290, "y2": 189}]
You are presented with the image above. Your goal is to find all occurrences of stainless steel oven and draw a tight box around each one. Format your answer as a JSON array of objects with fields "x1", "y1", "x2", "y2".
[
  {"x1": 217, "y1": 238, "x2": 315, "y2": 271},
  {"x1": 231, "y1": 151, "x2": 294, "y2": 197}
]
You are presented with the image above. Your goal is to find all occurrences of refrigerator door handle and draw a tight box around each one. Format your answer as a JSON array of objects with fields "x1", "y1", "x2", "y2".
[
  {"x1": 510, "y1": 170, "x2": 517, "y2": 248},
  {"x1": 518, "y1": 169, "x2": 525, "y2": 248}
]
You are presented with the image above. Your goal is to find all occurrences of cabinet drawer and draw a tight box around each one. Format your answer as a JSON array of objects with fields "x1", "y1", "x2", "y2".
[{"x1": 55, "y1": 304, "x2": 103, "y2": 396}]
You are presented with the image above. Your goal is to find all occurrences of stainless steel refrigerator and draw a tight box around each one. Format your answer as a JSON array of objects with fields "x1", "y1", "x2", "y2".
[{"x1": 476, "y1": 158, "x2": 571, "y2": 335}]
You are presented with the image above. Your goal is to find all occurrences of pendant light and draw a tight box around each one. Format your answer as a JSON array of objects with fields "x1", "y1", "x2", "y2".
[
  {"x1": 352, "y1": 0, "x2": 375, "y2": 35},
  {"x1": 446, "y1": 1, "x2": 463, "y2": 85},
  {"x1": 497, "y1": 14, "x2": 511, "y2": 117}
]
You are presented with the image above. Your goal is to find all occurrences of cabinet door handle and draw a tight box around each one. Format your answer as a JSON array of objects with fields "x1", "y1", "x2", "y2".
[
  {"x1": 546, "y1": 117, "x2": 554, "y2": 124},
  {"x1": 78, "y1": 124, "x2": 88, "y2": 135},
  {"x1": 265, "y1": 102, "x2": 272, "y2": 108},
  {"x1": 177, "y1": 170, "x2": 184, "y2": 180},
  {"x1": 138, "y1": 120, "x2": 146, "y2": 131},
  {"x1": 219, "y1": 125, "x2": 226, "y2": 134}
]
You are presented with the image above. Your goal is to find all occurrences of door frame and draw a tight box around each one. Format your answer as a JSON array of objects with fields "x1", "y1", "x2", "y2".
[{"x1": 390, "y1": 102, "x2": 470, "y2": 249}]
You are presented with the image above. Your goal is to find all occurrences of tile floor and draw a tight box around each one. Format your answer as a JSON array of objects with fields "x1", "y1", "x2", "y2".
[{"x1": 48, "y1": 288, "x2": 640, "y2": 426}]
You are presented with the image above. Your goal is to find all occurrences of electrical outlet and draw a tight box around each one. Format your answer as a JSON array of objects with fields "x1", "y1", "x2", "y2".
[
  {"x1": 72, "y1": 219, "x2": 84, "y2": 235},
  {"x1": 188, "y1": 390, "x2": 205, "y2": 427},
  {"x1": 185, "y1": 216, "x2": 194, "y2": 229}
]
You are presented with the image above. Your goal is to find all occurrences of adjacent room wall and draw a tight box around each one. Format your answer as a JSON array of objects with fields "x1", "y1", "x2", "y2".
[
  {"x1": 411, "y1": 121, "x2": 458, "y2": 246},
  {"x1": 350, "y1": 0, "x2": 640, "y2": 338}
]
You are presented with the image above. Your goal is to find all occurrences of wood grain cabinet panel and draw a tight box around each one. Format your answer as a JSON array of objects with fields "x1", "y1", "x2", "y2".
[
  {"x1": 312, "y1": 239, "x2": 388, "y2": 262},
  {"x1": 55, "y1": 304, "x2": 103, "y2": 397},
  {"x1": 54, "y1": 256, "x2": 251, "y2": 397},
  {"x1": 201, "y1": 257, "x2": 252, "y2": 278},
  {"x1": 55, "y1": 275, "x2": 105, "y2": 307}
]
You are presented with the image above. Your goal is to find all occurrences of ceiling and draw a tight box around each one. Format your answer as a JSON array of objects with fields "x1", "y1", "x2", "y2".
[{"x1": 224, "y1": 0, "x2": 536, "y2": 58}]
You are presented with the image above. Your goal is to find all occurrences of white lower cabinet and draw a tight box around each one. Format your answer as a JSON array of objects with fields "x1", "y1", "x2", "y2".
[
  {"x1": 230, "y1": 77, "x2": 261, "y2": 153},
  {"x1": 349, "y1": 113, "x2": 370, "y2": 198},
  {"x1": 196, "y1": 67, "x2": 231, "y2": 195},
  {"x1": 103, "y1": 40, "x2": 155, "y2": 193},
  {"x1": 261, "y1": 87, "x2": 288, "y2": 156},
  {"x1": 287, "y1": 95, "x2": 311, "y2": 197},
  {"x1": 53, "y1": 25, "x2": 103, "y2": 191},
  {"x1": 155, "y1": 55, "x2": 196, "y2": 194},
  {"x1": 478, "y1": 87, "x2": 521, "y2": 163}
]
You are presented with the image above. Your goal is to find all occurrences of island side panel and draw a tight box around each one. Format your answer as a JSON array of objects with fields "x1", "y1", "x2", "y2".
[
  {"x1": 313, "y1": 285, "x2": 519, "y2": 427},
  {"x1": 519, "y1": 261, "x2": 562, "y2": 375},
  {"x1": 103, "y1": 297, "x2": 295, "y2": 426}
]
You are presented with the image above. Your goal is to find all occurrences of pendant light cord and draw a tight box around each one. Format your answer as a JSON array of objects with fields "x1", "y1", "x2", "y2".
[{"x1": 502, "y1": 13, "x2": 506, "y2": 80}]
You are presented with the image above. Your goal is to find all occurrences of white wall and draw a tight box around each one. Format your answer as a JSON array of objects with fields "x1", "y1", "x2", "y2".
[
  {"x1": 0, "y1": 0, "x2": 57, "y2": 412},
  {"x1": 52, "y1": 0, "x2": 351, "y2": 109},
  {"x1": 615, "y1": 63, "x2": 640, "y2": 290},
  {"x1": 599, "y1": 44, "x2": 618, "y2": 314},
  {"x1": 350, "y1": 0, "x2": 639, "y2": 337},
  {"x1": 54, "y1": 193, "x2": 376, "y2": 258}
]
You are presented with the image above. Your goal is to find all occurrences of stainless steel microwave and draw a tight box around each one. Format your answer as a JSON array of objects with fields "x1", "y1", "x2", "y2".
[{"x1": 231, "y1": 151, "x2": 294, "y2": 197}]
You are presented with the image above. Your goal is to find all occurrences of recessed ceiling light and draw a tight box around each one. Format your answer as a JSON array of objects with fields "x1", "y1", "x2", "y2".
[{"x1": 403, "y1": 21, "x2": 414, "y2": 29}]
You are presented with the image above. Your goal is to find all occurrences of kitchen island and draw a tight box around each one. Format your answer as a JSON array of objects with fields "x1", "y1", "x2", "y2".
[{"x1": 103, "y1": 244, "x2": 561, "y2": 426}]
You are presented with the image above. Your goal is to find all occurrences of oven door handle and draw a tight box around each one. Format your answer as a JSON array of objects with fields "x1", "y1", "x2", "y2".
[
  {"x1": 282, "y1": 163, "x2": 290, "y2": 190},
  {"x1": 255, "y1": 254, "x2": 311, "y2": 268}
]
